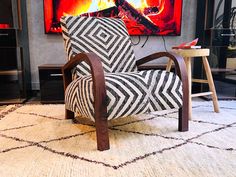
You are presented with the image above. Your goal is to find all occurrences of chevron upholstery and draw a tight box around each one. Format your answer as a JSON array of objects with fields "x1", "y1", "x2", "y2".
[
  {"x1": 60, "y1": 16, "x2": 137, "y2": 77},
  {"x1": 65, "y1": 70, "x2": 182, "y2": 121},
  {"x1": 61, "y1": 16, "x2": 183, "y2": 122}
]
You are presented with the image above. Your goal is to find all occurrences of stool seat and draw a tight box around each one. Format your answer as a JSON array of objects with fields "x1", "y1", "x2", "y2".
[
  {"x1": 167, "y1": 48, "x2": 219, "y2": 119},
  {"x1": 172, "y1": 49, "x2": 210, "y2": 57}
]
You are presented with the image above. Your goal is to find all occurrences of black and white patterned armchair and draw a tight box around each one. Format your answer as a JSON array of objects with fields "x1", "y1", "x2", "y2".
[{"x1": 60, "y1": 16, "x2": 189, "y2": 151}]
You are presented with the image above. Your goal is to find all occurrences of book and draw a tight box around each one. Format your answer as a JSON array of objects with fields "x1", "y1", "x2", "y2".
[
  {"x1": 172, "y1": 38, "x2": 201, "y2": 49},
  {"x1": 172, "y1": 45, "x2": 201, "y2": 49}
]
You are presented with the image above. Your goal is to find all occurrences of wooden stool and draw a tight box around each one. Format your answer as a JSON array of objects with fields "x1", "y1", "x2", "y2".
[{"x1": 166, "y1": 49, "x2": 220, "y2": 119}]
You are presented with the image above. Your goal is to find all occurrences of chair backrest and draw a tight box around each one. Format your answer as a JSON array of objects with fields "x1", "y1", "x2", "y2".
[{"x1": 60, "y1": 16, "x2": 137, "y2": 76}]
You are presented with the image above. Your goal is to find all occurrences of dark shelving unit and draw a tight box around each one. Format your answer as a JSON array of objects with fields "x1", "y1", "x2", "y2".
[
  {"x1": 193, "y1": 0, "x2": 236, "y2": 99},
  {"x1": 0, "y1": 0, "x2": 31, "y2": 105}
]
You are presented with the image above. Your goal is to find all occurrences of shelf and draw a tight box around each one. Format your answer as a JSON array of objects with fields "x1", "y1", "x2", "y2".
[
  {"x1": 0, "y1": 69, "x2": 22, "y2": 76},
  {"x1": 0, "y1": 69, "x2": 17, "y2": 76},
  {"x1": 211, "y1": 68, "x2": 236, "y2": 73},
  {"x1": 0, "y1": 46, "x2": 21, "y2": 48},
  {"x1": 0, "y1": 98, "x2": 26, "y2": 105},
  {"x1": 0, "y1": 70, "x2": 23, "y2": 82}
]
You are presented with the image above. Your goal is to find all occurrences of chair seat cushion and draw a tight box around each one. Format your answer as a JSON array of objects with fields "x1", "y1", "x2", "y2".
[{"x1": 65, "y1": 70, "x2": 183, "y2": 121}]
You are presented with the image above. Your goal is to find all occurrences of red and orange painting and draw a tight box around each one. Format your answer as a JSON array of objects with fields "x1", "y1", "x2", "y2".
[{"x1": 43, "y1": 0, "x2": 182, "y2": 35}]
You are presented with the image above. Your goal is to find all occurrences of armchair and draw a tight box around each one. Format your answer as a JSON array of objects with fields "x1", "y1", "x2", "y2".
[{"x1": 60, "y1": 16, "x2": 189, "y2": 151}]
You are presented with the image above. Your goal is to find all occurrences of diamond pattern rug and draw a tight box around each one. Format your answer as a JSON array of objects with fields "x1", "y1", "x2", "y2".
[{"x1": 0, "y1": 100, "x2": 235, "y2": 177}]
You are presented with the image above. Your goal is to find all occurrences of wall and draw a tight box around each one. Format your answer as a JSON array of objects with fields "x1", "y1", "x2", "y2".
[{"x1": 26, "y1": 0, "x2": 197, "y2": 90}]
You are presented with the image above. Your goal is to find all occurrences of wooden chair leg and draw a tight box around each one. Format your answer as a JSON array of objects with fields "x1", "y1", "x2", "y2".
[
  {"x1": 95, "y1": 117, "x2": 110, "y2": 151},
  {"x1": 65, "y1": 109, "x2": 74, "y2": 119},
  {"x1": 184, "y1": 57, "x2": 192, "y2": 120},
  {"x1": 178, "y1": 107, "x2": 189, "y2": 131}
]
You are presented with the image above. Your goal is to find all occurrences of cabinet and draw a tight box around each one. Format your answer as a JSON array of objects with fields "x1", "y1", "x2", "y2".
[
  {"x1": 0, "y1": 46, "x2": 24, "y2": 103},
  {"x1": 39, "y1": 64, "x2": 64, "y2": 103},
  {"x1": 0, "y1": 0, "x2": 31, "y2": 104},
  {"x1": 193, "y1": 0, "x2": 236, "y2": 99}
]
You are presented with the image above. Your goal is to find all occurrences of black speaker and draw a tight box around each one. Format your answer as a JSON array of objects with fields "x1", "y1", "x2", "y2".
[{"x1": 0, "y1": 29, "x2": 17, "y2": 47}]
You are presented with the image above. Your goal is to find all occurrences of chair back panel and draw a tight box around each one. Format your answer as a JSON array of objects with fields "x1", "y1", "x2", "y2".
[{"x1": 60, "y1": 16, "x2": 137, "y2": 76}]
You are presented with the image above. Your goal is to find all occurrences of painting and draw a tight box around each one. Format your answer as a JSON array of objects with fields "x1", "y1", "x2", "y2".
[{"x1": 44, "y1": 0, "x2": 182, "y2": 35}]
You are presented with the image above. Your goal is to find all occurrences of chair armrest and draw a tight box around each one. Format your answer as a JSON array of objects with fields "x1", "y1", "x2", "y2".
[
  {"x1": 62, "y1": 53, "x2": 104, "y2": 90},
  {"x1": 62, "y1": 53, "x2": 107, "y2": 119},
  {"x1": 136, "y1": 52, "x2": 189, "y2": 112},
  {"x1": 136, "y1": 52, "x2": 188, "y2": 83}
]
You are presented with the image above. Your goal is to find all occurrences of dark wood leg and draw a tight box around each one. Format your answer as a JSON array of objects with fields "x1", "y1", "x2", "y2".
[
  {"x1": 65, "y1": 109, "x2": 74, "y2": 119},
  {"x1": 62, "y1": 53, "x2": 109, "y2": 150},
  {"x1": 178, "y1": 107, "x2": 188, "y2": 131},
  {"x1": 95, "y1": 117, "x2": 110, "y2": 151}
]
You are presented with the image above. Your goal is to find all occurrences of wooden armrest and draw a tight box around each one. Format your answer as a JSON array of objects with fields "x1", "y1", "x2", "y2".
[
  {"x1": 62, "y1": 53, "x2": 104, "y2": 89},
  {"x1": 136, "y1": 52, "x2": 189, "y2": 113},
  {"x1": 136, "y1": 52, "x2": 187, "y2": 83},
  {"x1": 62, "y1": 53, "x2": 107, "y2": 119}
]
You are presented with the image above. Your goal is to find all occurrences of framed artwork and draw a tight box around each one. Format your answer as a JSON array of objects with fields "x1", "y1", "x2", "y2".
[{"x1": 44, "y1": 0, "x2": 183, "y2": 35}]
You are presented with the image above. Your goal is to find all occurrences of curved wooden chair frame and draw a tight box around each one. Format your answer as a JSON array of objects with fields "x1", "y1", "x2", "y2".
[{"x1": 62, "y1": 52, "x2": 189, "y2": 151}]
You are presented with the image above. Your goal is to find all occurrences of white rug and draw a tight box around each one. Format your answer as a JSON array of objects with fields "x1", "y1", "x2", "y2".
[{"x1": 0, "y1": 100, "x2": 235, "y2": 177}]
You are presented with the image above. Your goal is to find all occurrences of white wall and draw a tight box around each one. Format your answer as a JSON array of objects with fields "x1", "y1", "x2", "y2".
[{"x1": 26, "y1": 0, "x2": 197, "y2": 90}]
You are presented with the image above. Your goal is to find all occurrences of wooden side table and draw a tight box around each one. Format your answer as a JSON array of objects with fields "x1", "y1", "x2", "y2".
[{"x1": 166, "y1": 49, "x2": 220, "y2": 119}]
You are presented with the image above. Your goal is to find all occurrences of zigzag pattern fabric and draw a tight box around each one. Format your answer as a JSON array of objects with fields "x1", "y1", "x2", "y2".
[
  {"x1": 65, "y1": 70, "x2": 182, "y2": 121},
  {"x1": 60, "y1": 16, "x2": 137, "y2": 77}
]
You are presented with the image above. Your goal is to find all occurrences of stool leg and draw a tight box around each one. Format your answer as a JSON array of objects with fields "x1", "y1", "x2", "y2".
[
  {"x1": 202, "y1": 56, "x2": 220, "y2": 113},
  {"x1": 166, "y1": 58, "x2": 173, "y2": 72},
  {"x1": 184, "y1": 57, "x2": 192, "y2": 119}
]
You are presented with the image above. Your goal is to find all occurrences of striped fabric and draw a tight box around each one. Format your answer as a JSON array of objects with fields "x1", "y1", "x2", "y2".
[
  {"x1": 65, "y1": 70, "x2": 183, "y2": 121},
  {"x1": 61, "y1": 16, "x2": 183, "y2": 122},
  {"x1": 60, "y1": 16, "x2": 137, "y2": 77}
]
